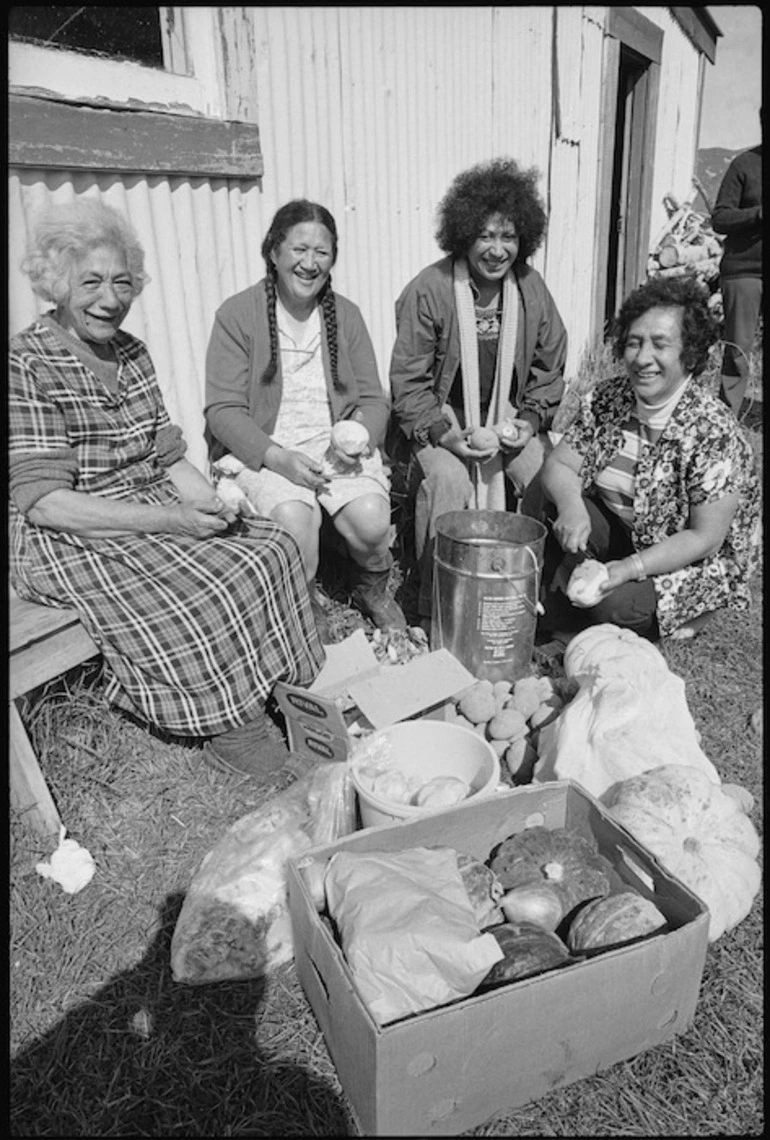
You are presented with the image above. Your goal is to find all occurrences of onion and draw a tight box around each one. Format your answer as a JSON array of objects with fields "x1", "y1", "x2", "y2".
[{"x1": 500, "y1": 885, "x2": 564, "y2": 931}]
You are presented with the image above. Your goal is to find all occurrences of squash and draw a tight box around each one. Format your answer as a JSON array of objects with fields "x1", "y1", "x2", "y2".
[
  {"x1": 605, "y1": 764, "x2": 761, "y2": 942},
  {"x1": 478, "y1": 921, "x2": 571, "y2": 988},
  {"x1": 488, "y1": 826, "x2": 613, "y2": 917},
  {"x1": 567, "y1": 891, "x2": 668, "y2": 952}
]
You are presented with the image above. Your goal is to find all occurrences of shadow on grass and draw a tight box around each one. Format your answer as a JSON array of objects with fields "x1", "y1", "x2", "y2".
[{"x1": 10, "y1": 893, "x2": 350, "y2": 1137}]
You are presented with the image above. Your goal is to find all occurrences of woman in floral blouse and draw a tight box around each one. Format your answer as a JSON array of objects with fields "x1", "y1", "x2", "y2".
[{"x1": 540, "y1": 275, "x2": 761, "y2": 642}]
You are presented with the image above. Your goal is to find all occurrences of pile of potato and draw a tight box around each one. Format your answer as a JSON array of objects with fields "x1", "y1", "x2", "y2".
[{"x1": 445, "y1": 674, "x2": 574, "y2": 784}]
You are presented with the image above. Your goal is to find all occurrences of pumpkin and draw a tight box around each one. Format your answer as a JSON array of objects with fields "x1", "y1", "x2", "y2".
[
  {"x1": 488, "y1": 826, "x2": 614, "y2": 916},
  {"x1": 604, "y1": 765, "x2": 761, "y2": 942},
  {"x1": 478, "y1": 921, "x2": 571, "y2": 988},
  {"x1": 567, "y1": 891, "x2": 668, "y2": 952}
]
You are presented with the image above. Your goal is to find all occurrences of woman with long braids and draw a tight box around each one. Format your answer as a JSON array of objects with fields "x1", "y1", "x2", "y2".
[{"x1": 205, "y1": 199, "x2": 406, "y2": 638}]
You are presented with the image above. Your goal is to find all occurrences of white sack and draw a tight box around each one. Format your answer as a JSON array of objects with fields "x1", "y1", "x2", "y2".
[{"x1": 534, "y1": 624, "x2": 721, "y2": 800}]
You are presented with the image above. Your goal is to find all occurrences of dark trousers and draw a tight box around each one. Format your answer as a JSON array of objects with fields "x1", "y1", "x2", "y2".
[
  {"x1": 719, "y1": 275, "x2": 762, "y2": 415},
  {"x1": 541, "y1": 496, "x2": 659, "y2": 640}
]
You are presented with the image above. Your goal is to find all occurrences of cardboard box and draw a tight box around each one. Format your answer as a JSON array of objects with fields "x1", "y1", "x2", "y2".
[
  {"x1": 274, "y1": 631, "x2": 476, "y2": 764},
  {"x1": 287, "y1": 781, "x2": 710, "y2": 1136}
]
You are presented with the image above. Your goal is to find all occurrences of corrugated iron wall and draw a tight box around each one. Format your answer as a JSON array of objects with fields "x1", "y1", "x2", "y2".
[{"x1": 8, "y1": 6, "x2": 703, "y2": 473}]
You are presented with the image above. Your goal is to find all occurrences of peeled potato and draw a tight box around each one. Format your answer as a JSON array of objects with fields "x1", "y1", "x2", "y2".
[
  {"x1": 414, "y1": 776, "x2": 470, "y2": 808},
  {"x1": 331, "y1": 420, "x2": 370, "y2": 457},
  {"x1": 468, "y1": 426, "x2": 500, "y2": 451},
  {"x1": 566, "y1": 559, "x2": 609, "y2": 606},
  {"x1": 371, "y1": 768, "x2": 413, "y2": 804}
]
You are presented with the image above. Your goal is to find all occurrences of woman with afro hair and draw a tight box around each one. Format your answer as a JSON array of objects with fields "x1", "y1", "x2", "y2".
[
  {"x1": 388, "y1": 157, "x2": 567, "y2": 632},
  {"x1": 539, "y1": 275, "x2": 761, "y2": 644},
  {"x1": 205, "y1": 199, "x2": 406, "y2": 639}
]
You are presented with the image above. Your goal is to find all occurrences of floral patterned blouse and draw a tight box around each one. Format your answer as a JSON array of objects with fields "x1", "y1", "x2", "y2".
[{"x1": 564, "y1": 375, "x2": 762, "y2": 636}]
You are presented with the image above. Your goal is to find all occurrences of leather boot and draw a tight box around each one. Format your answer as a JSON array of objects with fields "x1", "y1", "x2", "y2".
[
  {"x1": 351, "y1": 562, "x2": 407, "y2": 632},
  {"x1": 202, "y1": 705, "x2": 288, "y2": 779}
]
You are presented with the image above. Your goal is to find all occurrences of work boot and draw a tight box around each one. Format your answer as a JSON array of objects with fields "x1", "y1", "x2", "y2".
[
  {"x1": 351, "y1": 564, "x2": 407, "y2": 632},
  {"x1": 202, "y1": 706, "x2": 289, "y2": 779}
]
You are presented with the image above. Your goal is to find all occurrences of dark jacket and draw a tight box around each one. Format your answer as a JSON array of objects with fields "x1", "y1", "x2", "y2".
[
  {"x1": 711, "y1": 146, "x2": 762, "y2": 279},
  {"x1": 387, "y1": 256, "x2": 566, "y2": 464}
]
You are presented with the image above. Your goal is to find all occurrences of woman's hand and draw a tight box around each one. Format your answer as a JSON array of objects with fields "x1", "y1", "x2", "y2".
[
  {"x1": 496, "y1": 418, "x2": 535, "y2": 454},
  {"x1": 439, "y1": 426, "x2": 500, "y2": 463},
  {"x1": 552, "y1": 502, "x2": 592, "y2": 553},
  {"x1": 171, "y1": 498, "x2": 238, "y2": 538},
  {"x1": 267, "y1": 446, "x2": 331, "y2": 493}
]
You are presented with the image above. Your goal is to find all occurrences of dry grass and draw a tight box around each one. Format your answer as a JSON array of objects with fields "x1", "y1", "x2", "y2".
[{"x1": 10, "y1": 343, "x2": 763, "y2": 1137}]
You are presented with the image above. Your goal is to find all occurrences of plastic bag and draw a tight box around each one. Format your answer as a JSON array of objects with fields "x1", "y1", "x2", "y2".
[
  {"x1": 325, "y1": 847, "x2": 504, "y2": 1025},
  {"x1": 170, "y1": 761, "x2": 356, "y2": 984}
]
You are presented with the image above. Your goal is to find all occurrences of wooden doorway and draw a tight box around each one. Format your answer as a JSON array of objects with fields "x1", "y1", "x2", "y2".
[{"x1": 594, "y1": 9, "x2": 662, "y2": 338}]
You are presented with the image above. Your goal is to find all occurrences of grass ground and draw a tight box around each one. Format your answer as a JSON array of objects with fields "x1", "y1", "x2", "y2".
[{"x1": 10, "y1": 338, "x2": 763, "y2": 1137}]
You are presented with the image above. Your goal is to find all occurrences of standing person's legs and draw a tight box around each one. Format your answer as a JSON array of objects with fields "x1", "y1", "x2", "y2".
[
  {"x1": 719, "y1": 276, "x2": 762, "y2": 415},
  {"x1": 413, "y1": 445, "x2": 473, "y2": 621}
]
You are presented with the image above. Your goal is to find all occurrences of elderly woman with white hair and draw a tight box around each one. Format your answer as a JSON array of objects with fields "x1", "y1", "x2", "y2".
[{"x1": 9, "y1": 197, "x2": 325, "y2": 780}]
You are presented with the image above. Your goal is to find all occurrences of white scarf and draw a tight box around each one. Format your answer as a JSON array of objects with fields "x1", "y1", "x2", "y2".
[{"x1": 453, "y1": 258, "x2": 520, "y2": 509}]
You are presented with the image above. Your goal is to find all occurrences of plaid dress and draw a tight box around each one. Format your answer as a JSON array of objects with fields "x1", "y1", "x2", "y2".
[{"x1": 9, "y1": 320, "x2": 324, "y2": 737}]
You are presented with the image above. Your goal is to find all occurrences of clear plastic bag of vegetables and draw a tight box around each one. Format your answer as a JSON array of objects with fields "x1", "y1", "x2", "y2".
[{"x1": 170, "y1": 761, "x2": 356, "y2": 984}]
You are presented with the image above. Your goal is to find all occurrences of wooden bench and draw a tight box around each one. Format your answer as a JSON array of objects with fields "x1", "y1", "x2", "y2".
[{"x1": 9, "y1": 585, "x2": 100, "y2": 835}]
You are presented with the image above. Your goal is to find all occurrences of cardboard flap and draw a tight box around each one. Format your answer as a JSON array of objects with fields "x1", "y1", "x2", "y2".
[
  {"x1": 309, "y1": 630, "x2": 380, "y2": 702},
  {"x1": 348, "y1": 648, "x2": 475, "y2": 729}
]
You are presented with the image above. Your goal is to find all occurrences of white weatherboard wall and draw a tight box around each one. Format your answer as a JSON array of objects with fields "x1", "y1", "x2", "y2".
[
  {"x1": 640, "y1": 5, "x2": 705, "y2": 244},
  {"x1": 8, "y1": 6, "x2": 705, "y2": 472}
]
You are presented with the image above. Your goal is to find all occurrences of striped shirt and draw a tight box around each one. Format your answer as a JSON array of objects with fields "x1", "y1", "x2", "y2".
[{"x1": 593, "y1": 380, "x2": 690, "y2": 525}]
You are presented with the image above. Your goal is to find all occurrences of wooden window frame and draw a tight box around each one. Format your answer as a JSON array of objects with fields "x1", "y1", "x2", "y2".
[
  {"x1": 8, "y1": 8, "x2": 263, "y2": 179},
  {"x1": 8, "y1": 93, "x2": 263, "y2": 179}
]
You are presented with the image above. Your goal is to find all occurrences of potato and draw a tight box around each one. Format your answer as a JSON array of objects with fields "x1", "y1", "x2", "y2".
[
  {"x1": 414, "y1": 776, "x2": 470, "y2": 809},
  {"x1": 489, "y1": 737, "x2": 511, "y2": 759},
  {"x1": 529, "y1": 696, "x2": 564, "y2": 730},
  {"x1": 331, "y1": 419, "x2": 370, "y2": 457},
  {"x1": 468, "y1": 426, "x2": 499, "y2": 451},
  {"x1": 566, "y1": 559, "x2": 609, "y2": 606},
  {"x1": 493, "y1": 418, "x2": 520, "y2": 443},
  {"x1": 457, "y1": 683, "x2": 497, "y2": 725},
  {"x1": 504, "y1": 737, "x2": 538, "y2": 780},
  {"x1": 487, "y1": 707, "x2": 528, "y2": 742},
  {"x1": 508, "y1": 675, "x2": 552, "y2": 719}
]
